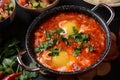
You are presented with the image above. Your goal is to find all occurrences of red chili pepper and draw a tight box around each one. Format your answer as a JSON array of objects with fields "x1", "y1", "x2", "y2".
[
  {"x1": 2, "y1": 73, "x2": 21, "y2": 80},
  {"x1": 0, "y1": 72, "x2": 3, "y2": 80},
  {"x1": 118, "y1": 27, "x2": 120, "y2": 49}
]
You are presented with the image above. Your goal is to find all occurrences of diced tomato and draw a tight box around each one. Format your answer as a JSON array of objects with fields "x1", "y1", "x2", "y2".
[
  {"x1": 0, "y1": 2, "x2": 4, "y2": 8},
  {"x1": 4, "y1": 0, "x2": 10, "y2": 4},
  {"x1": 1, "y1": 12, "x2": 9, "y2": 19},
  {"x1": 18, "y1": 0, "x2": 26, "y2": 5}
]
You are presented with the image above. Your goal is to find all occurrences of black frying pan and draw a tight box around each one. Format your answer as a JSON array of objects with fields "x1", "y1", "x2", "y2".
[{"x1": 17, "y1": 4, "x2": 114, "y2": 76}]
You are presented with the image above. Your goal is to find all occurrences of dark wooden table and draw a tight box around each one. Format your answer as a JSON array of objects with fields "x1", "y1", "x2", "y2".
[{"x1": 0, "y1": 0, "x2": 120, "y2": 80}]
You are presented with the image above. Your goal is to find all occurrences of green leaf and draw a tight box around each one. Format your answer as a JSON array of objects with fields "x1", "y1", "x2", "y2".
[
  {"x1": 48, "y1": 48, "x2": 60, "y2": 56},
  {"x1": 89, "y1": 45, "x2": 94, "y2": 52},
  {"x1": 45, "y1": 30, "x2": 51, "y2": 40},
  {"x1": 29, "y1": 71, "x2": 39, "y2": 78},
  {"x1": 69, "y1": 33, "x2": 90, "y2": 43},
  {"x1": 81, "y1": 34, "x2": 89, "y2": 42},
  {"x1": 2, "y1": 58, "x2": 13, "y2": 67},
  {"x1": 61, "y1": 35, "x2": 68, "y2": 45},
  {"x1": 56, "y1": 28, "x2": 65, "y2": 35},
  {"x1": 73, "y1": 44, "x2": 82, "y2": 57},
  {"x1": 48, "y1": 38, "x2": 57, "y2": 46},
  {"x1": 5, "y1": 67, "x2": 14, "y2": 74},
  {"x1": 19, "y1": 75, "x2": 28, "y2": 80},
  {"x1": 73, "y1": 50, "x2": 80, "y2": 57},
  {"x1": 49, "y1": 30, "x2": 56, "y2": 35},
  {"x1": 8, "y1": 40, "x2": 20, "y2": 47},
  {"x1": 73, "y1": 26, "x2": 78, "y2": 34},
  {"x1": 0, "y1": 65, "x2": 4, "y2": 71},
  {"x1": 29, "y1": 62, "x2": 37, "y2": 68},
  {"x1": 0, "y1": 39, "x2": 20, "y2": 60},
  {"x1": 34, "y1": 42, "x2": 49, "y2": 53},
  {"x1": 34, "y1": 47, "x2": 40, "y2": 53},
  {"x1": 34, "y1": 37, "x2": 57, "y2": 53}
]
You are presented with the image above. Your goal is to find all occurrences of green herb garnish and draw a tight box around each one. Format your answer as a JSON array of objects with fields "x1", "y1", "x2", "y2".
[
  {"x1": 73, "y1": 44, "x2": 82, "y2": 57},
  {"x1": 48, "y1": 48, "x2": 60, "y2": 56},
  {"x1": 56, "y1": 28, "x2": 65, "y2": 35},
  {"x1": 35, "y1": 27, "x2": 94, "y2": 57},
  {"x1": 69, "y1": 32, "x2": 90, "y2": 43},
  {"x1": 45, "y1": 30, "x2": 51, "y2": 40},
  {"x1": 89, "y1": 45, "x2": 94, "y2": 52},
  {"x1": 73, "y1": 26, "x2": 78, "y2": 34},
  {"x1": 34, "y1": 38, "x2": 57, "y2": 53}
]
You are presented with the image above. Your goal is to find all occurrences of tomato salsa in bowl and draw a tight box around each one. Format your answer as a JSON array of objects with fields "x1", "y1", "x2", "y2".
[
  {"x1": 15, "y1": 0, "x2": 59, "y2": 15},
  {"x1": 17, "y1": 4, "x2": 114, "y2": 76},
  {"x1": 0, "y1": 0, "x2": 16, "y2": 27}
]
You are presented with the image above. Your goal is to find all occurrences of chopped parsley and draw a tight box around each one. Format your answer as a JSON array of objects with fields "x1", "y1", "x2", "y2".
[
  {"x1": 45, "y1": 30, "x2": 51, "y2": 40},
  {"x1": 73, "y1": 44, "x2": 82, "y2": 57},
  {"x1": 68, "y1": 28, "x2": 90, "y2": 43},
  {"x1": 34, "y1": 38, "x2": 57, "y2": 53},
  {"x1": 34, "y1": 27, "x2": 94, "y2": 57},
  {"x1": 89, "y1": 45, "x2": 94, "y2": 52},
  {"x1": 73, "y1": 26, "x2": 78, "y2": 34},
  {"x1": 48, "y1": 48, "x2": 60, "y2": 56},
  {"x1": 56, "y1": 28, "x2": 65, "y2": 35}
]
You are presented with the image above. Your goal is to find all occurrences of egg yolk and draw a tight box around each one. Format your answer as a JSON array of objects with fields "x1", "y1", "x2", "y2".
[
  {"x1": 52, "y1": 51, "x2": 68, "y2": 67},
  {"x1": 59, "y1": 20, "x2": 78, "y2": 36}
]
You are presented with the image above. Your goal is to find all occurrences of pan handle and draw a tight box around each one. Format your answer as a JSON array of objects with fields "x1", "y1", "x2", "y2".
[
  {"x1": 17, "y1": 51, "x2": 40, "y2": 71},
  {"x1": 91, "y1": 3, "x2": 115, "y2": 26}
]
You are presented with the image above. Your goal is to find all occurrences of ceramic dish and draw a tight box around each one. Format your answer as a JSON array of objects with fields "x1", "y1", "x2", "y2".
[{"x1": 83, "y1": 0, "x2": 120, "y2": 7}]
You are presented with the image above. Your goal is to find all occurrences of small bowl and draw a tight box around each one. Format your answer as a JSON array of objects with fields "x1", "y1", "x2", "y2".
[
  {"x1": 0, "y1": 0, "x2": 16, "y2": 27},
  {"x1": 15, "y1": 0, "x2": 59, "y2": 15}
]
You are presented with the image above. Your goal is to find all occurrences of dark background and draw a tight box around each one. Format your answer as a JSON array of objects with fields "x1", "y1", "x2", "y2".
[{"x1": 0, "y1": 0, "x2": 120, "y2": 80}]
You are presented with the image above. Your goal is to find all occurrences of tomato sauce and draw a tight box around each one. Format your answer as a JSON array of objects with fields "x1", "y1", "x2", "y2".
[{"x1": 32, "y1": 12, "x2": 106, "y2": 72}]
